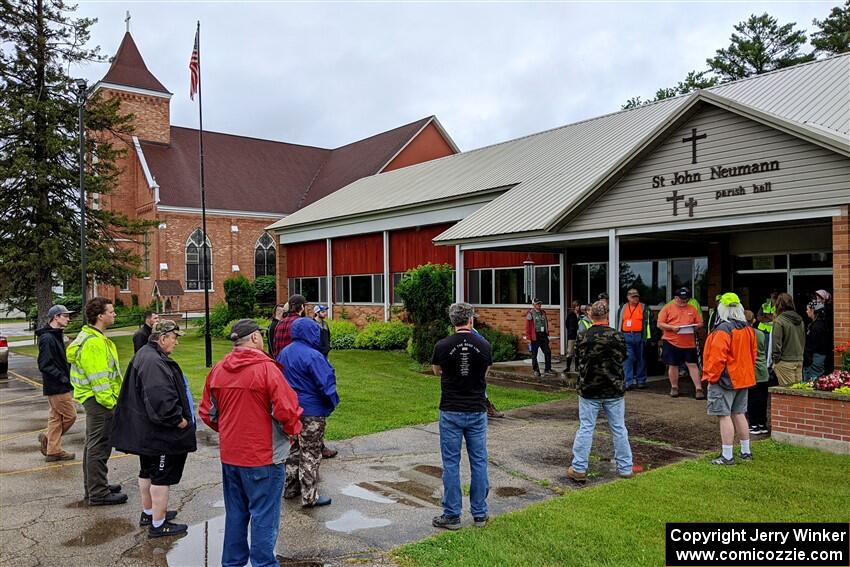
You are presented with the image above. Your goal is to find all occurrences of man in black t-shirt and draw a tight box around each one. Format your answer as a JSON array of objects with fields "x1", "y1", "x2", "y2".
[{"x1": 430, "y1": 302, "x2": 492, "y2": 530}]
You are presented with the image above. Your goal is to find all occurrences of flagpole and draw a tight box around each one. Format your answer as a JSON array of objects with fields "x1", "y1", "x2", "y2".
[{"x1": 196, "y1": 20, "x2": 213, "y2": 368}]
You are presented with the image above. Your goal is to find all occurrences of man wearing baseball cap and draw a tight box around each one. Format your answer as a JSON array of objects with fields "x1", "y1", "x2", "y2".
[
  {"x1": 201, "y1": 319, "x2": 303, "y2": 565},
  {"x1": 657, "y1": 287, "x2": 704, "y2": 398},
  {"x1": 313, "y1": 305, "x2": 331, "y2": 358},
  {"x1": 36, "y1": 305, "x2": 77, "y2": 461},
  {"x1": 112, "y1": 320, "x2": 196, "y2": 538},
  {"x1": 523, "y1": 298, "x2": 554, "y2": 377}
]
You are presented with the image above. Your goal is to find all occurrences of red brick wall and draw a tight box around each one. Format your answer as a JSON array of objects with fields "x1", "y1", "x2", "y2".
[
  {"x1": 333, "y1": 304, "x2": 384, "y2": 329},
  {"x1": 771, "y1": 390, "x2": 850, "y2": 444},
  {"x1": 475, "y1": 307, "x2": 562, "y2": 353},
  {"x1": 834, "y1": 207, "x2": 849, "y2": 368},
  {"x1": 98, "y1": 88, "x2": 170, "y2": 144}
]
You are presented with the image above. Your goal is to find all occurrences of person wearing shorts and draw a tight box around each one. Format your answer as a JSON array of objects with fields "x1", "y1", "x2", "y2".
[
  {"x1": 111, "y1": 321, "x2": 197, "y2": 538},
  {"x1": 657, "y1": 287, "x2": 703, "y2": 398},
  {"x1": 703, "y1": 293, "x2": 757, "y2": 465}
]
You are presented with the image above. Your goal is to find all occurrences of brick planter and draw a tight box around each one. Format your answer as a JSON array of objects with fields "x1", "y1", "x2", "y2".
[{"x1": 769, "y1": 387, "x2": 850, "y2": 455}]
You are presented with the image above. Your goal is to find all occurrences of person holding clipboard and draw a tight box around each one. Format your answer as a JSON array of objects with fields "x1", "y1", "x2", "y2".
[{"x1": 657, "y1": 287, "x2": 704, "y2": 399}]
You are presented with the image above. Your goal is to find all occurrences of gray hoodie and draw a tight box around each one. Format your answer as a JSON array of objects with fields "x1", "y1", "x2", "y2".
[{"x1": 771, "y1": 311, "x2": 805, "y2": 363}]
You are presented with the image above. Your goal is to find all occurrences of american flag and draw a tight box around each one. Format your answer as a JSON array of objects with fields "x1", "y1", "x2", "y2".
[{"x1": 189, "y1": 28, "x2": 199, "y2": 100}]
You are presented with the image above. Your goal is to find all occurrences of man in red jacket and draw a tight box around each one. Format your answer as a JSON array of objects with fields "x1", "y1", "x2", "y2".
[{"x1": 200, "y1": 319, "x2": 303, "y2": 567}]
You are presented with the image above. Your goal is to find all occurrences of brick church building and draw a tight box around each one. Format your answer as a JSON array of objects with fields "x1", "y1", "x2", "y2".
[{"x1": 91, "y1": 31, "x2": 459, "y2": 311}]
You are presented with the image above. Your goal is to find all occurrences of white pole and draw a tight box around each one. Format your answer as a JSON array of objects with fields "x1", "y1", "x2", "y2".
[
  {"x1": 608, "y1": 229, "x2": 619, "y2": 327},
  {"x1": 326, "y1": 238, "x2": 333, "y2": 319},
  {"x1": 455, "y1": 246, "x2": 464, "y2": 302},
  {"x1": 383, "y1": 231, "x2": 390, "y2": 321},
  {"x1": 559, "y1": 251, "x2": 566, "y2": 356}
]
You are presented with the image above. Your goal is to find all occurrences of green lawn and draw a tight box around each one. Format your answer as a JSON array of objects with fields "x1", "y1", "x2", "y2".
[
  {"x1": 395, "y1": 440, "x2": 850, "y2": 567},
  {"x1": 12, "y1": 335, "x2": 567, "y2": 440}
]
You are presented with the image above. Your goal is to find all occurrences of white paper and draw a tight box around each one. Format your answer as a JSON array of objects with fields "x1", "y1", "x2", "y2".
[{"x1": 677, "y1": 325, "x2": 696, "y2": 335}]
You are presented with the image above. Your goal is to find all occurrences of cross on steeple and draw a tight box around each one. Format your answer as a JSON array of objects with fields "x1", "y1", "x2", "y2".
[
  {"x1": 682, "y1": 127, "x2": 707, "y2": 164},
  {"x1": 666, "y1": 190, "x2": 684, "y2": 216},
  {"x1": 125, "y1": 11, "x2": 131, "y2": 33},
  {"x1": 685, "y1": 197, "x2": 698, "y2": 217}
]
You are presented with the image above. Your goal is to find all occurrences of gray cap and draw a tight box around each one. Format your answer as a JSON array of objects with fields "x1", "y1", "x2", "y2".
[
  {"x1": 47, "y1": 305, "x2": 74, "y2": 320},
  {"x1": 230, "y1": 319, "x2": 261, "y2": 341},
  {"x1": 150, "y1": 320, "x2": 185, "y2": 339}
]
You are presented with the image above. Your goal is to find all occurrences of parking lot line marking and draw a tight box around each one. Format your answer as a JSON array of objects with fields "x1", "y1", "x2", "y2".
[
  {"x1": 0, "y1": 427, "x2": 47, "y2": 443},
  {"x1": 9, "y1": 371, "x2": 42, "y2": 389},
  {"x1": 0, "y1": 392, "x2": 43, "y2": 405},
  {"x1": 0, "y1": 453, "x2": 133, "y2": 477}
]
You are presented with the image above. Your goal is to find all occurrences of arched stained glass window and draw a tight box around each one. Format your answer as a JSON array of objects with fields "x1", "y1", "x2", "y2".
[
  {"x1": 255, "y1": 233, "x2": 276, "y2": 277},
  {"x1": 186, "y1": 229, "x2": 212, "y2": 290}
]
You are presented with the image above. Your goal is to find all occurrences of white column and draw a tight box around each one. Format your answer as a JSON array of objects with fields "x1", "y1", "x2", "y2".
[
  {"x1": 383, "y1": 230, "x2": 390, "y2": 322},
  {"x1": 608, "y1": 229, "x2": 620, "y2": 327},
  {"x1": 455, "y1": 245, "x2": 464, "y2": 302},
  {"x1": 326, "y1": 238, "x2": 333, "y2": 319},
  {"x1": 559, "y1": 251, "x2": 566, "y2": 356}
]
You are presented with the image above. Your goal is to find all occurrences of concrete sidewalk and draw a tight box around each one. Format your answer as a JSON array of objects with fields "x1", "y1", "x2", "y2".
[{"x1": 0, "y1": 352, "x2": 718, "y2": 567}]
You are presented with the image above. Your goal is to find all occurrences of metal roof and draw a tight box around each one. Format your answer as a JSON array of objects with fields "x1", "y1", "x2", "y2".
[{"x1": 270, "y1": 54, "x2": 850, "y2": 241}]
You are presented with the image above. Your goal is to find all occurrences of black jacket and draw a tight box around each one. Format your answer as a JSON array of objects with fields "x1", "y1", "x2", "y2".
[
  {"x1": 566, "y1": 312, "x2": 579, "y2": 340},
  {"x1": 36, "y1": 326, "x2": 71, "y2": 396},
  {"x1": 576, "y1": 325, "x2": 627, "y2": 399},
  {"x1": 132, "y1": 324, "x2": 152, "y2": 353},
  {"x1": 268, "y1": 318, "x2": 279, "y2": 354},
  {"x1": 804, "y1": 316, "x2": 832, "y2": 367},
  {"x1": 111, "y1": 343, "x2": 197, "y2": 456},
  {"x1": 317, "y1": 318, "x2": 331, "y2": 357}
]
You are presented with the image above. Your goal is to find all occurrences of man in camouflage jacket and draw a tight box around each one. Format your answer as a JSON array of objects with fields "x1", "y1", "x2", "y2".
[{"x1": 568, "y1": 300, "x2": 633, "y2": 483}]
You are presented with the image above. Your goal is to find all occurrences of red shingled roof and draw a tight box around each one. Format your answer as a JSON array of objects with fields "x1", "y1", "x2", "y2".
[
  {"x1": 141, "y1": 117, "x2": 437, "y2": 216},
  {"x1": 101, "y1": 32, "x2": 169, "y2": 94}
]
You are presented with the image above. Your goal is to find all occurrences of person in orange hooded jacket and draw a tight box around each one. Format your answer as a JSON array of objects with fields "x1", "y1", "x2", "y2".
[{"x1": 702, "y1": 293, "x2": 756, "y2": 466}]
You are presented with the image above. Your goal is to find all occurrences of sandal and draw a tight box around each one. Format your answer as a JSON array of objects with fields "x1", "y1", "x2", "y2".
[{"x1": 695, "y1": 390, "x2": 706, "y2": 400}]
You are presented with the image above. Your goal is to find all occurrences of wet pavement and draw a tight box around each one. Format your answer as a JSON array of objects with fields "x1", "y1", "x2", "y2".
[{"x1": 0, "y1": 351, "x2": 718, "y2": 566}]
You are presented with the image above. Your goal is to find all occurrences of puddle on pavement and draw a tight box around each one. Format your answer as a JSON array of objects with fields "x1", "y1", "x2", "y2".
[
  {"x1": 166, "y1": 515, "x2": 225, "y2": 566},
  {"x1": 495, "y1": 486, "x2": 527, "y2": 497},
  {"x1": 63, "y1": 517, "x2": 136, "y2": 547},
  {"x1": 325, "y1": 509, "x2": 391, "y2": 533},
  {"x1": 368, "y1": 465, "x2": 400, "y2": 471},
  {"x1": 357, "y1": 482, "x2": 424, "y2": 508},
  {"x1": 413, "y1": 464, "x2": 442, "y2": 479},
  {"x1": 340, "y1": 483, "x2": 394, "y2": 504},
  {"x1": 375, "y1": 479, "x2": 441, "y2": 507},
  {"x1": 211, "y1": 499, "x2": 225, "y2": 508}
]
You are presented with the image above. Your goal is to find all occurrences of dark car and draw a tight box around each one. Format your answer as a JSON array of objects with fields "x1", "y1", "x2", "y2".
[{"x1": 0, "y1": 335, "x2": 8, "y2": 380}]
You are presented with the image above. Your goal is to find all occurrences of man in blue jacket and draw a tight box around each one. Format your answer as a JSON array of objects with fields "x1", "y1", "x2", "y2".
[{"x1": 277, "y1": 317, "x2": 339, "y2": 508}]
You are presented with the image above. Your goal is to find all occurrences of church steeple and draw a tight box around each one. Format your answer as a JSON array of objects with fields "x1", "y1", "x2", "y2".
[{"x1": 99, "y1": 32, "x2": 170, "y2": 95}]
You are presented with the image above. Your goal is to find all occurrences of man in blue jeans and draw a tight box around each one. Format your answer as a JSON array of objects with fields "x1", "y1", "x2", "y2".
[
  {"x1": 431, "y1": 302, "x2": 492, "y2": 530},
  {"x1": 616, "y1": 288, "x2": 651, "y2": 390},
  {"x1": 200, "y1": 320, "x2": 304, "y2": 567},
  {"x1": 568, "y1": 301, "x2": 634, "y2": 483}
]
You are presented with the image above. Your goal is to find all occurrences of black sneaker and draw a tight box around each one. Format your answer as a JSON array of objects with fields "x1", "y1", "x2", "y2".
[
  {"x1": 139, "y1": 510, "x2": 178, "y2": 527},
  {"x1": 89, "y1": 492, "x2": 128, "y2": 506},
  {"x1": 739, "y1": 452, "x2": 754, "y2": 461},
  {"x1": 473, "y1": 515, "x2": 488, "y2": 528},
  {"x1": 302, "y1": 495, "x2": 332, "y2": 508},
  {"x1": 432, "y1": 515, "x2": 461, "y2": 530},
  {"x1": 108, "y1": 484, "x2": 122, "y2": 494},
  {"x1": 710, "y1": 456, "x2": 736, "y2": 466},
  {"x1": 148, "y1": 520, "x2": 188, "y2": 539},
  {"x1": 751, "y1": 426, "x2": 769, "y2": 436},
  {"x1": 636, "y1": 383, "x2": 648, "y2": 390}
]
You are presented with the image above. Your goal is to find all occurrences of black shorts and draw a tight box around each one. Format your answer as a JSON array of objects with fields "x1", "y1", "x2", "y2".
[
  {"x1": 661, "y1": 341, "x2": 698, "y2": 366},
  {"x1": 138, "y1": 453, "x2": 188, "y2": 486}
]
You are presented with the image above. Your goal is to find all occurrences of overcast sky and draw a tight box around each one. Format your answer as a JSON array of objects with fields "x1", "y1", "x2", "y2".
[{"x1": 73, "y1": 1, "x2": 835, "y2": 151}]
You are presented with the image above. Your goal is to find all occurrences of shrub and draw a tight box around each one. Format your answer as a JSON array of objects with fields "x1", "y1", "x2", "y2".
[
  {"x1": 254, "y1": 275, "x2": 277, "y2": 305},
  {"x1": 395, "y1": 263, "x2": 453, "y2": 363},
  {"x1": 194, "y1": 302, "x2": 232, "y2": 337},
  {"x1": 328, "y1": 319, "x2": 357, "y2": 350},
  {"x1": 354, "y1": 321, "x2": 412, "y2": 350},
  {"x1": 113, "y1": 297, "x2": 125, "y2": 308},
  {"x1": 221, "y1": 317, "x2": 271, "y2": 340},
  {"x1": 223, "y1": 275, "x2": 255, "y2": 320},
  {"x1": 476, "y1": 324, "x2": 518, "y2": 362}
]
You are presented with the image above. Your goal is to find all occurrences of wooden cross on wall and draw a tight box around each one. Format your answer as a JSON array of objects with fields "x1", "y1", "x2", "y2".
[
  {"x1": 682, "y1": 128, "x2": 706, "y2": 164},
  {"x1": 666, "y1": 190, "x2": 684, "y2": 216}
]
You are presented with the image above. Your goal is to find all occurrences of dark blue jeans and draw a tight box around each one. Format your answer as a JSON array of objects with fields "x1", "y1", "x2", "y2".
[
  {"x1": 221, "y1": 463, "x2": 284, "y2": 567},
  {"x1": 439, "y1": 410, "x2": 489, "y2": 518},
  {"x1": 623, "y1": 332, "x2": 646, "y2": 386}
]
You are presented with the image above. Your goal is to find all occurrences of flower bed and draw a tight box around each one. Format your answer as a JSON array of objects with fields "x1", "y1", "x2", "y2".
[{"x1": 770, "y1": 383, "x2": 850, "y2": 455}]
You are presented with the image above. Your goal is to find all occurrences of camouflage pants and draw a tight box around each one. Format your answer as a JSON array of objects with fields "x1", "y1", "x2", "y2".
[{"x1": 284, "y1": 416, "x2": 326, "y2": 505}]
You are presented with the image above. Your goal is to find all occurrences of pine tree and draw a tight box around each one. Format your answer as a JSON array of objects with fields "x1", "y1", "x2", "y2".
[
  {"x1": 706, "y1": 13, "x2": 814, "y2": 82},
  {"x1": 0, "y1": 0, "x2": 153, "y2": 325},
  {"x1": 811, "y1": 1, "x2": 850, "y2": 56}
]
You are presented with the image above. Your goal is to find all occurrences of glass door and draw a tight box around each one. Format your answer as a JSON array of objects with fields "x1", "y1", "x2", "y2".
[{"x1": 790, "y1": 269, "x2": 832, "y2": 319}]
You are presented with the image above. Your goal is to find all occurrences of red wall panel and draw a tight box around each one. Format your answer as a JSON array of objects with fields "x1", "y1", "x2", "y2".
[
  {"x1": 332, "y1": 233, "x2": 383, "y2": 274},
  {"x1": 389, "y1": 224, "x2": 455, "y2": 272},
  {"x1": 465, "y1": 251, "x2": 559, "y2": 269},
  {"x1": 383, "y1": 122, "x2": 456, "y2": 172},
  {"x1": 287, "y1": 240, "x2": 327, "y2": 277}
]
